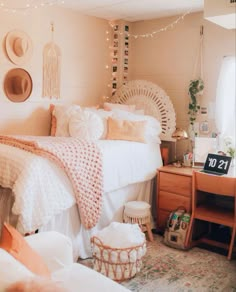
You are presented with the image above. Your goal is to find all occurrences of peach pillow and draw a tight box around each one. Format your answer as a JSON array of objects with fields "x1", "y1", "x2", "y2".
[
  {"x1": 0, "y1": 223, "x2": 50, "y2": 277},
  {"x1": 103, "y1": 102, "x2": 136, "y2": 112},
  {"x1": 106, "y1": 117, "x2": 146, "y2": 143},
  {"x1": 49, "y1": 104, "x2": 56, "y2": 136}
]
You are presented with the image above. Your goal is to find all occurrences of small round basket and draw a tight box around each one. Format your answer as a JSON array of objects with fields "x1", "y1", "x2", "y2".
[{"x1": 91, "y1": 224, "x2": 146, "y2": 281}]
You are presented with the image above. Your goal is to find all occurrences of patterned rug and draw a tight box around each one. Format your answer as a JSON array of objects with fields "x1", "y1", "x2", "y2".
[{"x1": 79, "y1": 234, "x2": 236, "y2": 292}]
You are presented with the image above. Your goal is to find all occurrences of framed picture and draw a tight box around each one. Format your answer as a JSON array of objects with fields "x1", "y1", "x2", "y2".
[{"x1": 199, "y1": 121, "x2": 209, "y2": 134}]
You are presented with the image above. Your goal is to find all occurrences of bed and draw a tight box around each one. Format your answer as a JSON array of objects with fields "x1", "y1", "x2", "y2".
[{"x1": 0, "y1": 80, "x2": 176, "y2": 260}]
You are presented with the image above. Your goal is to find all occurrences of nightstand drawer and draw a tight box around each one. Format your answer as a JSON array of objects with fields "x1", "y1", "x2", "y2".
[
  {"x1": 159, "y1": 191, "x2": 191, "y2": 212},
  {"x1": 159, "y1": 172, "x2": 192, "y2": 197}
]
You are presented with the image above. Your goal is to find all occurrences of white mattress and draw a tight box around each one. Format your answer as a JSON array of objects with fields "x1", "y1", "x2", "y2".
[
  {"x1": 97, "y1": 140, "x2": 161, "y2": 192},
  {"x1": 0, "y1": 140, "x2": 162, "y2": 234}
]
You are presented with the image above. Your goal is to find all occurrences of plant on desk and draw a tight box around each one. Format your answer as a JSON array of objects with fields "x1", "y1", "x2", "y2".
[
  {"x1": 223, "y1": 136, "x2": 236, "y2": 167},
  {"x1": 224, "y1": 137, "x2": 236, "y2": 158}
]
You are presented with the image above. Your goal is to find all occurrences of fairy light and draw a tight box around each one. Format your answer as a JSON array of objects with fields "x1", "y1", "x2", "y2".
[
  {"x1": 104, "y1": 26, "x2": 115, "y2": 97},
  {"x1": 109, "y1": 10, "x2": 191, "y2": 39},
  {"x1": 0, "y1": 0, "x2": 64, "y2": 13}
]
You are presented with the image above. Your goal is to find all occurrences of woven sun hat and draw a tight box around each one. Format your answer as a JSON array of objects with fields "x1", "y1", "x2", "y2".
[
  {"x1": 5, "y1": 30, "x2": 33, "y2": 65},
  {"x1": 3, "y1": 68, "x2": 33, "y2": 102}
]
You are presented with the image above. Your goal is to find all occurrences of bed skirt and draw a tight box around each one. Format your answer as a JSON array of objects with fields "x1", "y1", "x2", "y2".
[{"x1": 0, "y1": 179, "x2": 155, "y2": 260}]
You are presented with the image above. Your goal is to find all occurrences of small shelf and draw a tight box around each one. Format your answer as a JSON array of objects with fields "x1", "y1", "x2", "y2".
[{"x1": 195, "y1": 204, "x2": 234, "y2": 227}]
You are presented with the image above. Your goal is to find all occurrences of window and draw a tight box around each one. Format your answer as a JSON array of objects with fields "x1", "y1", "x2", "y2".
[{"x1": 215, "y1": 56, "x2": 236, "y2": 152}]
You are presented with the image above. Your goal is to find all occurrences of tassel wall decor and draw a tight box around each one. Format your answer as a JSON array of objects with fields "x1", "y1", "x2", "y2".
[{"x1": 42, "y1": 22, "x2": 61, "y2": 99}]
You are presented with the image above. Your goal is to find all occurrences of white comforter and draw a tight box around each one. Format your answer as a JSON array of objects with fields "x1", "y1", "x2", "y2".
[{"x1": 0, "y1": 140, "x2": 162, "y2": 234}]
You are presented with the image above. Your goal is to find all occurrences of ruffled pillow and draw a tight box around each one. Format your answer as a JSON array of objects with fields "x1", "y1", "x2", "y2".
[
  {"x1": 69, "y1": 110, "x2": 104, "y2": 140},
  {"x1": 85, "y1": 108, "x2": 113, "y2": 139}
]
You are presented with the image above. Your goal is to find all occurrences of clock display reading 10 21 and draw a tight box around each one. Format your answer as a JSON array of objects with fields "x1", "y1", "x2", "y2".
[
  {"x1": 204, "y1": 153, "x2": 232, "y2": 174},
  {"x1": 208, "y1": 157, "x2": 229, "y2": 170}
]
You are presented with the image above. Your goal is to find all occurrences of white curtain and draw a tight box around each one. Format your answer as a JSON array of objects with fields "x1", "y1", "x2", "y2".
[{"x1": 215, "y1": 56, "x2": 236, "y2": 150}]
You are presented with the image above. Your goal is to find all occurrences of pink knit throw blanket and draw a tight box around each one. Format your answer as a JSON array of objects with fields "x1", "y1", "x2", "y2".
[{"x1": 0, "y1": 135, "x2": 103, "y2": 229}]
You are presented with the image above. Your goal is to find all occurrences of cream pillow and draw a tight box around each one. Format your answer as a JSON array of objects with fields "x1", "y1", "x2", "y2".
[
  {"x1": 53, "y1": 104, "x2": 81, "y2": 137},
  {"x1": 106, "y1": 117, "x2": 146, "y2": 143},
  {"x1": 103, "y1": 102, "x2": 136, "y2": 112},
  {"x1": 111, "y1": 109, "x2": 162, "y2": 144},
  {"x1": 69, "y1": 110, "x2": 104, "y2": 140}
]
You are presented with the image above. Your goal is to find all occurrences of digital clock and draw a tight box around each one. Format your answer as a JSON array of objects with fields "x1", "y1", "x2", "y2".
[{"x1": 202, "y1": 153, "x2": 232, "y2": 175}]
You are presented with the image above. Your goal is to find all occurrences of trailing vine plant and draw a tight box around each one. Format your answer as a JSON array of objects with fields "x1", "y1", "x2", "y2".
[{"x1": 188, "y1": 78, "x2": 204, "y2": 125}]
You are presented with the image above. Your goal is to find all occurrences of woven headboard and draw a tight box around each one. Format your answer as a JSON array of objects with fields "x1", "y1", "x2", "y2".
[{"x1": 109, "y1": 80, "x2": 176, "y2": 141}]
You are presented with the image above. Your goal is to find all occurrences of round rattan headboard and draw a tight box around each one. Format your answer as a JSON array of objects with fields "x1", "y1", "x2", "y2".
[{"x1": 109, "y1": 80, "x2": 176, "y2": 141}]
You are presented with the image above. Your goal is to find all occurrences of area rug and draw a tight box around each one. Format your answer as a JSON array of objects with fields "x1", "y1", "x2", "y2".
[{"x1": 79, "y1": 234, "x2": 236, "y2": 292}]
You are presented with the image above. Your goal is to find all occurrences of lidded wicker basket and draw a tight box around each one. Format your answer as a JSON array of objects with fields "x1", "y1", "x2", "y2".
[{"x1": 90, "y1": 222, "x2": 146, "y2": 281}]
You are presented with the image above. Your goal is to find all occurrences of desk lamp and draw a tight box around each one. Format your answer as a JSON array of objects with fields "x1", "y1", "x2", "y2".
[{"x1": 172, "y1": 128, "x2": 188, "y2": 167}]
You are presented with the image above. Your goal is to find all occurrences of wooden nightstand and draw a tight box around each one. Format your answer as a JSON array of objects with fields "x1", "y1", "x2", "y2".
[{"x1": 156, "y1": 165, "x2": 194, "y2": 232}]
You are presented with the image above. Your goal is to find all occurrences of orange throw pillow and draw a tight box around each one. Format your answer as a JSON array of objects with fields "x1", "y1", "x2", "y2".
[
  {"x1": 0, "y1": 223, "x2": 50, "y2": 277},
  {"x1": 49, "y1": 104, "x2": 57, "y2": 136}
]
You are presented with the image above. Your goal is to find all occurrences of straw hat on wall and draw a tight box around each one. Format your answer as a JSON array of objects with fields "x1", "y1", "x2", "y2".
[
  {"x1": 4, "y1": 68, "x2": 33, "y2": 102},
  {"x1": 5, "y1": 30, "x2": 33, "y2": 65}
]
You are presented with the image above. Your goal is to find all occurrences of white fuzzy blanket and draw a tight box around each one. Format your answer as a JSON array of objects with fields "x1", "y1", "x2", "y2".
[{"x1": 0, "y1": 135, "x2": 103, "y2": 231}]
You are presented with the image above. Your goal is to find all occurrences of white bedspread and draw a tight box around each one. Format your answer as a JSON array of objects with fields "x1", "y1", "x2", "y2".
[{"x1": 0, "y1": 140, "x2": 162, "y2": 234}]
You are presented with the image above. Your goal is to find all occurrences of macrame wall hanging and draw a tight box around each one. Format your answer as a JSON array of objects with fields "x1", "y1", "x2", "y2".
[{"x1": 42, "y1": 22, "x2": 61, "y2": 99}]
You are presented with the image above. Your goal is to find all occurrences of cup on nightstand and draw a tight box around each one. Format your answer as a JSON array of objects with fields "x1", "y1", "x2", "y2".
[{"x1": 183, "y1": 153, "x2": 192, "y2": 167}]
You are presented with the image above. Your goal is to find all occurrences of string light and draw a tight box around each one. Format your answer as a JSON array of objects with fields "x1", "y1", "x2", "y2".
[
  {"x1": 109, "y1": 10, "x2": 191, "y2": 39},
  {"x1": 0, "y1": 0, "x2": 64, "y2": 13}
]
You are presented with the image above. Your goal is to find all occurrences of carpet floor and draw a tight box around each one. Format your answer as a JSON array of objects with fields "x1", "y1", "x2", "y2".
[{"x1": 79, "y1": 234, "x2": 236, "y2": 292}]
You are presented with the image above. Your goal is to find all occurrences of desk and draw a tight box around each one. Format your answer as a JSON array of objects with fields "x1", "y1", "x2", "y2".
[
  {"x1": 156, "y1": 164, "x2": 236, "y2": 232},
  {"x1": 226, "y1": 165, "x2": 236, "y2": 177}
]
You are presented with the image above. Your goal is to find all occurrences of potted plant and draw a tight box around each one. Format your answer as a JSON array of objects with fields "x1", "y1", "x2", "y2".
[
  {"x1": 223, "y1": 137, "x2": 236, "y2": 166},
  {"x1": 188, "y1": 78, "x2": 204, "y2": 126}
]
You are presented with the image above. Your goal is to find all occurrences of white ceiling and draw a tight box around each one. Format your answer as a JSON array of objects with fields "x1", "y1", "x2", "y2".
[{"x1": 61, "y1": 0, "x2": 204, "y2": 22}]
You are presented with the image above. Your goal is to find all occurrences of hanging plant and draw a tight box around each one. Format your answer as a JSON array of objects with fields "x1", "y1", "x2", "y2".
[{"x1": 188, "y1": 78, "x2": 204, "y2": 125}]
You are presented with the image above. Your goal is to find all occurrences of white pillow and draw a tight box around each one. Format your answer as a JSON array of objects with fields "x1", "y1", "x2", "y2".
[
  {"x1": 53, "y1": 104, "x2": 81, "y2": 137},
  {"x1": 0, "y1": 249, "x2": 34, "y2": 291},
  {"x1": 111, "y1": 109, "x2": 162, "y2": 144},
  {"x1": 134, "y1": 109, "x2": 145, "y2": 115},
  {"x1": 85, "y1": 108, "x2": 114, "y2": 139},
  {"x1": 103, "y1": 102, "x2": 136, "y2": 112},
  {"x1": 69, "y1": 110, "x2": 104, "y2": 140}
]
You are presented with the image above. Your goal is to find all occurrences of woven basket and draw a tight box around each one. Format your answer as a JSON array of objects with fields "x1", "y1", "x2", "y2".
[{"x1": 91, "y1": 236, "x2": 146, "y2": 281}]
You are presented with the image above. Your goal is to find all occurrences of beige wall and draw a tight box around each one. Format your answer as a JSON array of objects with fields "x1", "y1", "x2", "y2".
[
  {"x1": 0, "y1": 7, "x2": 110, "y2": 135},
  {"x1": 129, "y1": 12, "x2": 235, "y2": 146},
  {"x1": 0, "y1": 9, "x2": 235, "y2": 144}
]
